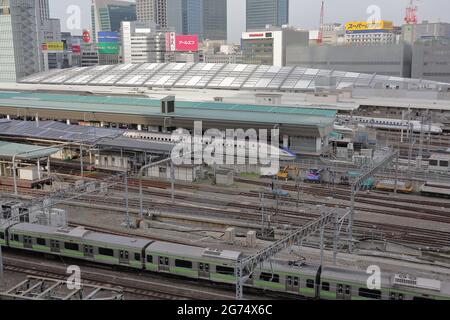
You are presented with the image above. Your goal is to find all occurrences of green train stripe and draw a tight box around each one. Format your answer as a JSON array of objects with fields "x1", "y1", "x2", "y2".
[
  {"x1": 94, "y1": 254, "x2": 119, "y2": 263},
  {"x1": 32, "y1": 244, "x2": 51, "y2": 252},
  {"x1": 254, "y1": 280, "x2": 285, "y2": 290},
  {"x1": 171, "y1": 267, "x2": 199, "y2": 278}
]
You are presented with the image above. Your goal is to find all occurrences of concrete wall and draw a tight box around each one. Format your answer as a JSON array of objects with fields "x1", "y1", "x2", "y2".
[
  {"x1": 286, "y1": 44, "x2": 412, "y2": 78},
  {"x1": 412, "y1": 42, "x2": 450, "y2": 83}
]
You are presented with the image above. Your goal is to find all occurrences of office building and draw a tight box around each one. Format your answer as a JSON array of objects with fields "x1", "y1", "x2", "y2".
[
  {"x1": 402, "y1": 21, "x2": 450, "y2": 44},
  {"x1": 344, "y1": 20, "x2": 396, "y2": 45},
  {"x1": 38, "y1": 0, "x2": 49, "y2": 21},
  {"x1": 246, "y1": 0, "x2": 289, "y2": 31},
  {"x1": 121, "y1": 21, "x2": 173, "y2": 64},
  {"x1": 241, "y1": 27, "x2": 309, "y2": 66},
  {"x1": 412, "y1": 40, "x2": 450, "y2": 83},
  {"x1": 0, "y1": 0, "x2": 42, "y2": 82},
  {"x1": 137, "y1": 0, "x2": 167, "y2": 27},
  {"x1": 91, "y1": 0, "x2": 137, "y2": 42},
  {"x1": 40, "y1": 18, "x2": 64, "y2": 70},
  {"x1": 167, "y1": 0, "x2": 227, "y2": 41}
]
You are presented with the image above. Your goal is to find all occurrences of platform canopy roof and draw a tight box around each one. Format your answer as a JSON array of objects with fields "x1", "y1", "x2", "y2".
[
  {"x1": 0, "y1": 119, "x2": 123, "y2": 144},
  {"x1": 20, "y1": 63, "x2": 449, "y2": 92},
  {"x1": 0, "y1": 141, "x2": 60, "y2": 160}
]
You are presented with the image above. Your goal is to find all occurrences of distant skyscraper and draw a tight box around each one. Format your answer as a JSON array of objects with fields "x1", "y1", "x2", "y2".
[
  {"x1": 246, "y1": 0, "x2": 289, "y2": 31},
  {"x1": 137, "y1": 0, "x2": 167, "y2": 27},
  {"x1": 0, "y1": 0, "x2": 42, "y2": 82},
  {"x1": 91, "y1": 0, "x2": 137, "y2": 42},
  {"x1": 167, "y1": 0, "x2": 227, "y2": 41},
  {"x1": 203, "y1": 0, "x2": 227, "y2": 40},
  {"x1": 38, "y1": 0, "x2": 49, "y2": 21}
]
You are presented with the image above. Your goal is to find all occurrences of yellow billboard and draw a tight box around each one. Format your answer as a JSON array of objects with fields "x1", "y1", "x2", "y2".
[
  {"x1": 345, "y1": 20, "x2": 394, "y2": 31},
  {"x1": 42, "y1": 42, "x2": 64, "y2": 52}
]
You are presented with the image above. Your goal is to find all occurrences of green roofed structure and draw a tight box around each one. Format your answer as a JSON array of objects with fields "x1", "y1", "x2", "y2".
[{"x1": 0, "y1": 91, "x2": 337, "y2": 155}]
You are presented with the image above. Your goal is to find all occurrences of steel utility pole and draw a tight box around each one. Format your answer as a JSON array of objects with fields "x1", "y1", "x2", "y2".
[
  {"x1": 347, "y1": 150, "x2": 398, "y2": 253},
  {"x1": 235, "y1": 207, "x2": 344, "y2": 300}
]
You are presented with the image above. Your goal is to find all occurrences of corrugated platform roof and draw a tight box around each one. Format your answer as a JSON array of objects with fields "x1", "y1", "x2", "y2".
[{"x1": 0, "y1": 141, "x2": 60, "y2": 159}]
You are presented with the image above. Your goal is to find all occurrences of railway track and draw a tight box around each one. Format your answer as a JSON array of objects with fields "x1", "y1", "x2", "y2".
[
  {"x1": 1, "y1": 253, "x2": 239, "y2": 300},
  {"x1": 2, "y1": 174, "x2": 449, "y2": 248}
]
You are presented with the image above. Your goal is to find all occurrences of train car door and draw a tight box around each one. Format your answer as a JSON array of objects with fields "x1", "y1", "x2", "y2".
[
  {"x1": 50, "y1": 239, "x2": 60, "y2": 253},
  {"x1": 83, "y1": 245, "x2": 94, "y2": 258},
  {"x1": 198, "y1": 263, "x2": 210, "y2": 279},
  {"x1": 286, "y1": 276, "x2": 300, "y2": 293},
  {"x1": 336, "y1": 284, "x2": 344, "y2": 300},
  {"x1": 119, "y1": 250, "x2": 129, "y2": 264},
  {"x1": 344, "y1": 285, "x2": 352, "y2": 300},
  {"x1": 23, "y1": 236, "x2": 33, "y2": 249},
  {"x1": 158, "y1": 256, "x2": 170, "y2": 271}
]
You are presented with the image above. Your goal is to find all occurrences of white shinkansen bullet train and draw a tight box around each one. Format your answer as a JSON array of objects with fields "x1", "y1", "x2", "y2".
[
  {"x1": 124, "y1": 130, "x2": 297, "y2": 161},
  {"x1": 337, "y1": 116, "x2": 442, "y2": 134}
]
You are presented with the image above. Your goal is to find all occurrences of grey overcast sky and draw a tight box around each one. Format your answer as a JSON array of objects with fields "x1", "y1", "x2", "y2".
[{"x1": 50, "y1": 0, "x2": 450, "y2": 42}]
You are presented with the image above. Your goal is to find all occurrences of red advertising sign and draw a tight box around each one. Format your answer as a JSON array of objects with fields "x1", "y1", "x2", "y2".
[
  {"x1": 249, "y1": 33, "x2": 265, "y2": 37},
  {"x1": 175, "y1": 35, "x2": 198, "y2": 52},
  {"x1": 83, "y1": 30, "x2": 91, "y2": 43},
  {"x1": 72, "y1": 45, "x2": 81, "y2": 54}
]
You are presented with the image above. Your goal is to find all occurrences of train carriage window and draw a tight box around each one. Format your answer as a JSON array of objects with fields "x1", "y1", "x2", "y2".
[
  {"x1": 64, "y1": 242, "x2": 79, "y2": 251},
  {"x1": 216, "y1": 266, "x2": 234, "y2": 276},
  {"x1": 338, "y1": 284, "x2": 343, "y2": 294},
  {"x1": 146, "y1": 255, "x2": 153, "y2": 263},
  {"x1": 429, "y1": 160, "x2": 438, "y2": 166},
  {"x1": 358, "y1": 288, "x2": 382, "y2": 299},
  {"x1": 0, "y1": 232, "x2": 4, "y2": 239},
  {"x1": 175, "y1": 259, "x2": 193, "y2": 269},
  {"x1": 12, "y1": 234, "x2": 19, "y2": 242},
  {"x1": 293, "y1": 277, "x2": 299, "y2": 286},
  {"x1": 165, "y1": 257, "x2": 169, "y2": 265},
  {"x1": 37, "y1": 238, "x2": 46, "y2": 246},
  {"x1": 287, "y1": 276, "x2": 292, "y2": 285},
  {"x1": 440, "y1": 161, "x2": 449, "y2": 167},
  {"x1": 134, "y1": 253, "x2": 141, "y2": 261},
  {"x1": 306, "y1": 279, "x2": 315, "y2": 289},
  {"x1": 322, "y1": 282, "x2": 330, "y2": 291},
  {"x1": 99, "y1": 247, "x2": 114, "y2": 257},
  {"x1": 260, "y1": 272, "x2": 280, "y2": 283}
]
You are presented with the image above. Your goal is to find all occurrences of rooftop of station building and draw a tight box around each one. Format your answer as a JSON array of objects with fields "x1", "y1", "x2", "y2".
[{"x1": 0, "y1": 91, "x2": 336, "y2": 127}]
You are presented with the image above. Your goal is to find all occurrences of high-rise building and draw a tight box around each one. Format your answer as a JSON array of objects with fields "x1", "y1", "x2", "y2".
[
  {"x1": 137, "y1": 0, "x2": 167, "y2": 27},
  {"x1": 0, "y1": 0, "x2": 42, "y2": 82},
  {"x1": 91, "y1": 0, "x2": 137, "y2": 42},
  {"x1": 38, "y1": 0, "x2": 49, "y2": 21},
  {"x1": 246, "y1": 0, "x2": 289, "y2": 31},
  {"x1": 167, "y1": 0, "x2": 227, "y2": 41},
  {"x1": 121, "y1": 21, "x2": 173, "y2": 63},
  {"x1": 241, "y1": 26, "x2": 308, "y2": 66}
]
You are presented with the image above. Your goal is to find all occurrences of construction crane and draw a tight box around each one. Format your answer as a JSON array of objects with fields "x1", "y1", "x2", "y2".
[
  {"x1": 405, "y1": 0, "x2": 419, "y2": 24},
  {"x1": 317, "y1": 1, "x2": 324, "y2": 44}
]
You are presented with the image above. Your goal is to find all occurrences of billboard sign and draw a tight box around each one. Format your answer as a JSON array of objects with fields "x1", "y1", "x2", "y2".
[
  {"x1": 175, "y1": 35, "x2": 199, "y2": 52},
  {"x1": 345, "y1": 20, "x2": 394, "y2": 32},
  {"x1": 72, "y1": 44, "x2": 81, "y2": 54},
  {"x1": 242, "y1": 32, "x2": 274, "y2": 40},
  {"x1": 98, "y1": 31, "x2": 119, "y2": 43},
  {"x1": 42, "y1": 42, "x2": 64, "y2": 53},
  {"x1": 83, "y1": 30, "x2": 91, "y2": 43},
  {"x1": 166, "y1": 32, "x2": 176, "y2": 52},
  {"x1": 97, "y1": 42, "x2": 119, "y2": 54}
]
